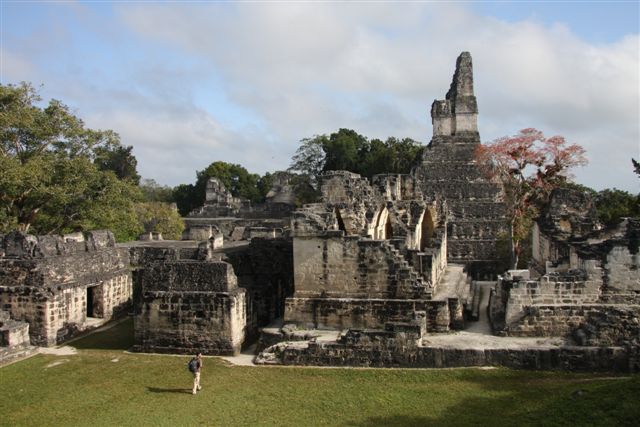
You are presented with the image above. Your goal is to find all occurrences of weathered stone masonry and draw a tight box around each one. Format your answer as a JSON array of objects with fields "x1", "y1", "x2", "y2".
[
  {"x1": 489, "y1": 189, "x2": 640, "y2": 360},
  {"x1": 129, "y1": 236, "x2": 293, "y2": 355},
  {"x1": 133, "y1": 258, "x2": 245, "y2": 355},
  {"x1": 0, "y1": 231, "x2": 132, "y2": 346},
  {"x1": 413, "y1": 52, "x2": 507, "y2": 277}
]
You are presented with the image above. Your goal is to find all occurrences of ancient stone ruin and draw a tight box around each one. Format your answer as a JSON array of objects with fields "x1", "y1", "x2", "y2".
[
  {"x1": 490, "y1": 189, "x2": 640, "y2": 349},
  {"x1": 1, "y1": 52, "x2": 638, "y2": 372},
  {"x1": 0, "y1": 230, "x2": 132, "y2": 349}
]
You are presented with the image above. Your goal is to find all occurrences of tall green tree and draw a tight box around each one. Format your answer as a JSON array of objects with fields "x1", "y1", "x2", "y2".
[
  {"x1": 0, "y1": 82, "x2": 142, "y2": 240},
  {"x1": 288, "y1": 136, "x2": 326, "y2": 184},
  {"x1": 323, "y1": 128, "x2": 368, "y2": 172},
  {"x1": 140, "y1": 178, "x2": 175, "y2": 203},
  {"x1": 173, "y1": 161, "x2": 262, "y2": 216},
  {"x1": 595, "y1": 189, "x2": 640, "y2": 227},
  {"x1": 135, "y1": 202, "x2": 184, "y2": 240},
  {"x1": 288, "y1": 129, "x2": 423, "y2": 183},
  {"x1": 94, "y1": 144, "x2": 140, "y2": 184}
]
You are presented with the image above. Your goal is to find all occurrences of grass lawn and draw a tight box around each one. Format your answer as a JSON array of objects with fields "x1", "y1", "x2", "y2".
[{"x1": 1, "y1": 318, "x2": 638, "y2": 427}]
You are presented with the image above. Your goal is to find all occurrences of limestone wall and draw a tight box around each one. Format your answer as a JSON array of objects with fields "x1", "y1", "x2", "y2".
[
  {"x1": 0, "y1": 232, "x2": 133, "y2": 346},
  {"x1": 504, "y1": 276, "x2": 601, "y2": 325},
  {"x1": 133, "y1": 260, "x2": 246, "y2": 355},
  {"x1": 0, "y1": 311, "x2": 30, "y2": 349},
  {"x1": 606, "y1": 246, "x2": 640, "y2": 293},
  {"x1": 292, "y1": 235, "x2": 431, "y2": 300},
  {"x1": 224, "y1": 237, "x2": 294, "y2": 338},
  {"x1": 276, "y1": 339, "x2": 631, "y2": 372},
  {"x1": 284, "y1": 298, "x2": 449, "y2": 332},
  {"x1": 505, "y1": 304, "x2": 640, "y2": 344},
  {"x1": 0, "y1": 273, "x2": 132, "y2": 346}
]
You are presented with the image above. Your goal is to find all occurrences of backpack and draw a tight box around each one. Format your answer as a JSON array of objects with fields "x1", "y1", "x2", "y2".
[{"x1": 188, "y1": 358, "x2": 198, "y2": 373}]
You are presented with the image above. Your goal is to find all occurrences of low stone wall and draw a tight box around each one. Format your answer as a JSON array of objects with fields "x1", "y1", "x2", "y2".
[
  {"x1": 278, "y1": 340, "x2": 632, "y2": 372},
  {"x1": 0, "y1": 315, "x2": 30, "y2": 349},
  {"x1": 134, "y1": 290, "x2": 245, "y2": 355},
  {"x1": 0, "y1": 273, "x2": 132, "y2": 346},
  {"x1": 284, "y1": 298, "x2": 450, "y2": 332},
  {"x1": 505, "y1": 277, "x2": 601, "y2": 325},
  {"x1": 504, "y1": 304, "x2": 640, "y2": 344}
]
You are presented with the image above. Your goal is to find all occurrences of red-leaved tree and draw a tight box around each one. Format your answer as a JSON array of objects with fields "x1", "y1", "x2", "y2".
[{"x1": 475, "y1": 128, "x2": 587, "y2": 269}]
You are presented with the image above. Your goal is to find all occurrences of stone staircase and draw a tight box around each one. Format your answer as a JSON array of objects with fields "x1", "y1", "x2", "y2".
[{"x1": 380, "y1": 240, "x2": 433, "y2": 299}]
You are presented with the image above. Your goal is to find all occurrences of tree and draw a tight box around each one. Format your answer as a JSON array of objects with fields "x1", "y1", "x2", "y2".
[
  {"x1": 140, "y1": 178, "x2": 175, "y2": 203},
  {"x1": 257, "y1": 172, "x2": 275, "y2": 201},
  {"x1": 173, "y1": 161, "x2": 262, "y2": 215},
  {"x1": 172, "y1": 183, "x2": 199, "y2": 217},
  {"x1": 323, "y1": 128, "x2": 367, "y2": 172},
  {"x1": 135, "y1": 202, "x2": 184, "y2": 240},
  {"x1": 288, "y1": 135, "x2": 326, "y2": 184},
  {"x1": 0, "y1": 82, "x2": 142, "y2": 240},
  {"x1": 475, "y1": 128, "x2": 587, "y2": 269},
  {"x1": 594, "y1": 189, "x2": 640, "y2": 227},
  {"x1": 94, "y1": 145, "x2": 140, "y2": 184},
  {"x1": 196, "y1": 161, "x2": 261, "y2": 203},
  {"x1": 288, "y1": 129, "x2": 423, "y2": 184}
]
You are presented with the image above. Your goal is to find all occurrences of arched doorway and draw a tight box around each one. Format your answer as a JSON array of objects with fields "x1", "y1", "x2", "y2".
[
  {"x1": 420, "y1": 209, "x2": 434, "y2": 250},
  {"x1": 373, "y1": 206, "x2": 391, "y2": 240},
  {"x1": 335, "y1": 208, "x2": 347, "y2": 233}
]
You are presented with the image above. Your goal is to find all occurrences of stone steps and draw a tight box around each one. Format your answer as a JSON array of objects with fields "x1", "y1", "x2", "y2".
[
  {"x1": 381, "y1": 241, "x2": 432, "y2": 299},
  {"x1": 0, "y1": 345, "x2": 38, "y2": 366}
]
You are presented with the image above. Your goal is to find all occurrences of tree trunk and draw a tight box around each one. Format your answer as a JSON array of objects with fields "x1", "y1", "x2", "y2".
[{"x1": 510, "y1": 221, "x2": 519, "y2": 270}]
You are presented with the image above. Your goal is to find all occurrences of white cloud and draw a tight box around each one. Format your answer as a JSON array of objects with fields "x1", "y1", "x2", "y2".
[{"x1": 4, "y1": 2, "x2": 638, "y2": 191}]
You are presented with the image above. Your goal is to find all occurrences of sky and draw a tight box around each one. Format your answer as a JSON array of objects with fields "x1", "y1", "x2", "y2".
[{"x1": 1, "y1": 1, "x2": 639, "y2": 193}]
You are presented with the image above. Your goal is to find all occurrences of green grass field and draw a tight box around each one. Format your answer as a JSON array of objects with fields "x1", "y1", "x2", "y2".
[{"x1": 1, "y1": 318, "x2": 638, "y2": 427}]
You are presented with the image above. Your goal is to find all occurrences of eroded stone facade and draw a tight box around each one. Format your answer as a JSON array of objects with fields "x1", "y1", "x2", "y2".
[
  {"x1": 490, "y1": 189, "x2": 640, "y2": 356},
  {"x1": 133, "y1": 257, "x2": 246, "y2": 355},
  {"x1": 284, "y1": 169, "x2": 460, "y2": 334},
  {"x1": 413, "y1": 52, "x2": 507, "y2": 276},
  {"x1": 0, "y1": 230, "x2": 132, "y2": 346}
]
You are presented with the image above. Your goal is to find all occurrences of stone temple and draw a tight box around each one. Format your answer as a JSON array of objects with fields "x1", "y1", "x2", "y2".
[{"x1": 1, "y1": 52, "x2": 638, "y2": 372}]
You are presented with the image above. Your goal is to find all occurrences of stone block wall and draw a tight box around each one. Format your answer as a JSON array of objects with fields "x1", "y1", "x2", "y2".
[
  {"x1": 0, "y1": 272, "x2": 132, "y2": 346},
  {"x1": 133, "y1": 260, "x2": 246, "y2": 355},
  {"x1": 0, "y1": 232, "x2": 133, "y2": 346},
  {"x1": 0, "y1": 310, "x2": 30, "y2": 349},
  {"x1": 284, "y1": 297, "x2": 449, "y2": 332},
  {"x1": 275, "y1": 340, "x2": 631, "y2": 372},
  {"x1": 504, "y1": 304, "x2": 640, "y2": 345},
  {"x1": 224, "y1": 237, "x2": 294, "y2": 339},
  {"x1": 292, "y1": 235, "x2": 431, "y2": 300},
  {"x1": 606, "y1": 246, "x2": 640, "y2": 293},
  {"x1": 504, "y1": 276, "x2": 601, "y2": 325}
]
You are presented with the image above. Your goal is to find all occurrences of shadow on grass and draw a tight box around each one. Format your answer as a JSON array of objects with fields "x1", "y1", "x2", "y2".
[
  {"x1": 72, "y1": 317, "x2": 134, "y2": 350},
  {"x1": 349, "y1": 373, "x2": 640, "y2": 427},
  {"x1": 147, "y1": 387, "x2": 193, "y2": 394},
  {"x1": 347, "y1": 416, "x2": 431, "y2": 427}
]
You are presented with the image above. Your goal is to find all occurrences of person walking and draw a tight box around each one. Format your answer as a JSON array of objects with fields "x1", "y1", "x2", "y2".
[{"x1": 190, "y1": 353, "x2": 203, "y2": 395}]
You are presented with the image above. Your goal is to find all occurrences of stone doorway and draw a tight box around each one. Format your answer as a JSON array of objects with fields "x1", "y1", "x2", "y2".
[
  {"x1": 86, "y1": 285, "x2": 104, "y2": 319},
  {"x1": 420, "y1": 210, "x2": 434, "y2": 250}
]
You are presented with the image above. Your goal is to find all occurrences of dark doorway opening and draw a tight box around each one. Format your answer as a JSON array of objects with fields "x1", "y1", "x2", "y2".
[
  {"x1": 86, "y1": 286, "x2": 102, "y2": 318},
  {"x1": 87, "y1": 286, "x2": 95, "y2": 317}
]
